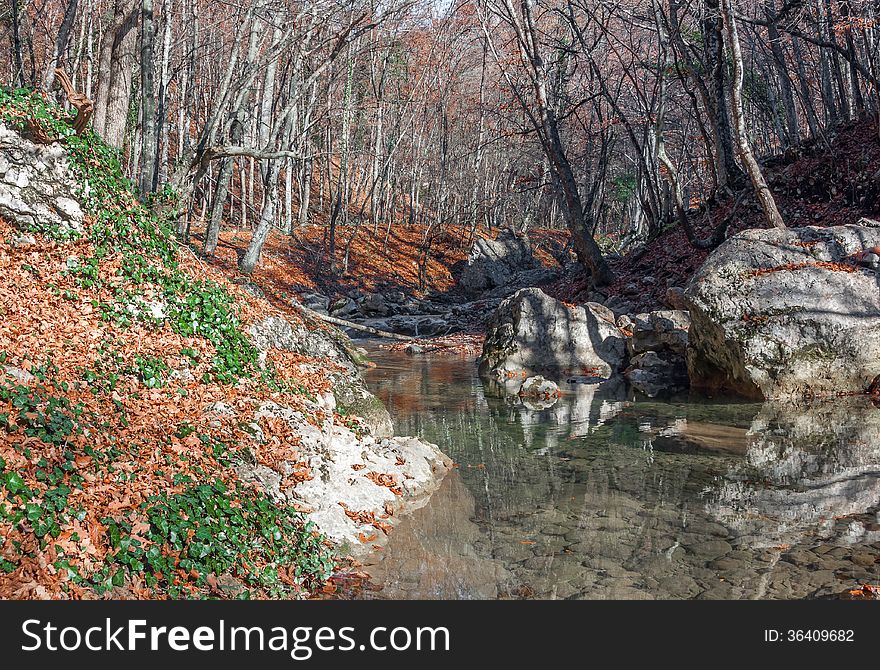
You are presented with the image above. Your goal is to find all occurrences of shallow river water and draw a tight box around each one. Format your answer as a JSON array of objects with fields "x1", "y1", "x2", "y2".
[{"x1": 357, "y1": 346, "x2": 880, "y2": 599}]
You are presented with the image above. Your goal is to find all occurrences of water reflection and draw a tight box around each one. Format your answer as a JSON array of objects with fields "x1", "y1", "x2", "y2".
[{"x1": 360, "y1": 347, "x2": 880, "y2": 599}]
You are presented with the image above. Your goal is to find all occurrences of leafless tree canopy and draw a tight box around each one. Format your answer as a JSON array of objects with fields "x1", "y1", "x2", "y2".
[{"x1": 3, "y1": 0, "x2": 878, "y2": 276}]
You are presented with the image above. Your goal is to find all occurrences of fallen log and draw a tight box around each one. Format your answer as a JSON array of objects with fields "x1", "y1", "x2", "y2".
[{"x1": 289, "y1": 300, "x2": 453, "y2": 347}]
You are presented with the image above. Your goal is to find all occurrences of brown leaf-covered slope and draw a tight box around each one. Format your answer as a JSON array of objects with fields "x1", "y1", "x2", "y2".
[
  {"x1": 0, "y1": 214, "x2": 348, "y2": 599},
  {"x1": 203, "y1": 224, "x2": 568, "y2": 303}
]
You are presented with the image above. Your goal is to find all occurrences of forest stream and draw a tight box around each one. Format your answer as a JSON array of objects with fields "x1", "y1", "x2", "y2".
[{"x1": 352, "y1": 344, "x2": 880, "y2": 600}]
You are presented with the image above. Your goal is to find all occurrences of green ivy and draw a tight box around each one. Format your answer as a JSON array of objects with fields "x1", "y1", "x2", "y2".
[{"x1": 107, "y1": 480, "x2": 334, "y2": 598}]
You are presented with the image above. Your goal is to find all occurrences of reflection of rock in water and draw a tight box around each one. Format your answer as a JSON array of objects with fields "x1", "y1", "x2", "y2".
[
  {"x1": 709, "y1": 399, "x2": 880, "y2": 548},
  {"x1": 358, "y1": 471, "x2": 512, "y2": 599},
  {"x1": 483, "y1": 375, "x2": 628, "y2": 451},
  {"x1": 362, "y1": 348, "x2": 880, "y2": 599}
]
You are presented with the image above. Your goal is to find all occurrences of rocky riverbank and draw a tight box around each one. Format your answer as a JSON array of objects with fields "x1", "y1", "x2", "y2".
[{"x1": 0, "y1": 105, "x2": 453, "y2": 599}]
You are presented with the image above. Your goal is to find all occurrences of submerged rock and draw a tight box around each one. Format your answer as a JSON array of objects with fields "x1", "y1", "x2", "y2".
[
  {"x1": 518, "y1": 375, "x2": 560, "y2": 399},
  {"x1": 685, "y1": 224, "x2": 880, "y2": 399},
  {"x1": 479, "y1": 287, "x2": 626, "y2": 381}
]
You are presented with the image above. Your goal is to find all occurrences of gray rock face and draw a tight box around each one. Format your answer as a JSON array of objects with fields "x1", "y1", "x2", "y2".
[
  {"x1": 248, "y1": 314, "x2": 393, "y2": 437},
  {"x1": 361, "y1": 292, "x2": 389, "y2": 316},
  {"x1": 479, "y1": 288, "x2": 626, "y2": 380},
  {"x1": 299, "y1": 292, "x2": 329, "y2": 314},
  {"x1": 0, "y1": 123, "x2": 84, "y2": 236},
  {"x1": 235, "y1": 400, "x2": 452, "y2": 557},
  {"x1": 684, "y1": 224, "x2": 880, "y2": 399},
  {"x1": 622, "y1": 310, "x2": 690, "y2": 397},
  {"x1": 459, "y1": 229, "x2": 538, "y2": 296},
  {"x1": 627, "y1": 310, "x2": 690, "y2": 356}
]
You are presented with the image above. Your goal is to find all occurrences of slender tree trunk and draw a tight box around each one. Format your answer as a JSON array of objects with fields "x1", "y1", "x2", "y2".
[
  {"x1": 705, "y1": 0, "x2": 745, "y2": 190},
  {"x1": 9, "y1": 0, "x2": 26, "y2": 86},
  {"x1": 722, "y1": 0, "x2": 785, "y2": 229},
  {"x1": 138, "y1": 0, "x2": 157, "y2": 195},
  {"x1": 765, "y1": 1, "x2": 799, "y2": 145},
  {"x1": 44, "y1": 0, "x2": 80, "y2": 90}
]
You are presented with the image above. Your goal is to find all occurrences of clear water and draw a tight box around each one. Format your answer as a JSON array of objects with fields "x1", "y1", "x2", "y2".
[{"x1": 358, "y1": 345, "x2": 880, "y2": 600}]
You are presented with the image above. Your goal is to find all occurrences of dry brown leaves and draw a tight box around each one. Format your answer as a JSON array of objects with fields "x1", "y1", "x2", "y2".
[
  {"x1": 0, "y1": 215, "x2": 360, "y2": 599},
  {"x1": 749, "y1": 260, "x2": 858, "y2": 277}
]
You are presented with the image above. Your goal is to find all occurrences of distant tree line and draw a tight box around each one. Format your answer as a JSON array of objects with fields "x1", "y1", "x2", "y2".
[{"x1": 1, "y1": 0, "x2": 878, "y2": 283}]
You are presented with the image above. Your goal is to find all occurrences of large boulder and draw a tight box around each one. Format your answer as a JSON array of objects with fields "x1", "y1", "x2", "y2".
[
  {"x1": 684, "y1": 224, "x2": 880, "y2": 399},
  {"x1": 478, "y1": 287, "x2": 626, "y2": 380},
  {"x1": 0, "y1": 123, "x2": 84, "y2": 236},
  {"x1": 459, "y1": 229, "x2": 538, "y2": 296}
]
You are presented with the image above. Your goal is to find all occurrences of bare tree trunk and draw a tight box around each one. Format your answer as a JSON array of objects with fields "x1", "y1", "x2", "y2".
[
  {"x1": 765, "y1": 1, "x2": 799, "y2": 145},
  {"x1": 705, "y1": 0, "x2": 745, "y2": 190},
  {"x1": 43, "y1": 0, "x2": 80, "y2": 91},
  {"x1": 722, "y1": 0, "x2": 785, "y2": 229},
  {"x1": 9, "y1": 0, "x2": 26, "y2": 86},
  {"x1": 93, "y1": 0, "x2": 138, "y2": 149},
  {"x1": 156, "y1": 0, "x2": 174, "y2": 184},
  {"x1": 138, "y1": 0, "x2": 158, "y2": 195},
  {"x1": 240, "y1": 160, "x2": 281, "y2": 273}
]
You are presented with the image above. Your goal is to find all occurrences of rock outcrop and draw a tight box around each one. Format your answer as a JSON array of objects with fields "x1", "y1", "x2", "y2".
[
  {"x1": 684, "y1": 224, "x2": 880, "y2": 399},
  {"x1": 478, "y1": 288, "x2": 627, "y2": 380},
  {"x1": 0, "y1": 123, "x2": 84, "y2": 236},
  {"x1": 459, "y1": 229, "x2": 538, "y2": 296},
  {"x1": 245, "y1": 313, "x2": 453, "y2": 551},
  {"x1": 248, "y1": 314, "x2": 393, "y2": 436},
  {"x1": 621, "y1": 310, "x2": 690, "y2": 396},
  {"x1": 237, "y1": 400, "x2": 451, "y2": 556}
]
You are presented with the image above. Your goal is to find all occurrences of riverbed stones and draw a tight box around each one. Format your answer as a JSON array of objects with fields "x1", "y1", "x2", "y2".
[
  {"x1": 299, "y1": 292, "x2": 330, "y2": 314},
  {"x1": 479, "y1": 287, "x2": 627, "y2": 380},
  {"x1": 684, "y1": 223, "x2": 880, "y2": 399}
]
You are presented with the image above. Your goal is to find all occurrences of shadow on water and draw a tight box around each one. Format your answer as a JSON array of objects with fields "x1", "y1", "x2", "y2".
[{"x1": 356, "y1": 345, "x2": 880, "y2": 600}]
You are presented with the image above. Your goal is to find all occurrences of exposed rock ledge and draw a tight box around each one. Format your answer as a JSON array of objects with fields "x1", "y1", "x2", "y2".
[{"x1": 243, "y1": 314, "x2": 452, "y2": 556}]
